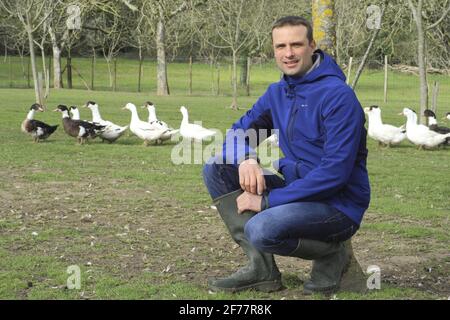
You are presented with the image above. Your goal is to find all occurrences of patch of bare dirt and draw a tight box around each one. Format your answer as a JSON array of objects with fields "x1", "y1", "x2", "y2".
[{"x1": 1, "y1": 168, "x2": 448, "y2": 299}]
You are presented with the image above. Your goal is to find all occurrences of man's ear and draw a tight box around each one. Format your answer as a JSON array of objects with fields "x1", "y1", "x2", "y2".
[{"x1": 310, "y1": 39, "x2": 317, "y2": 50}]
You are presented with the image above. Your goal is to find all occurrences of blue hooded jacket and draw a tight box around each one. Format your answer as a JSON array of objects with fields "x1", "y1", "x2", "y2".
[{"x1": 222, "y1": 50, "x2": 370, "y2": 225}]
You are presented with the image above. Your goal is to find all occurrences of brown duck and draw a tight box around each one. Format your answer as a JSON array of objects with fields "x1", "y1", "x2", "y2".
[
  {"x1": 21, "y1": 103, "x2": 58, "y2": 142},
  {"x1": 54, "y1": 105, "x2": 105, "y2": 144}
]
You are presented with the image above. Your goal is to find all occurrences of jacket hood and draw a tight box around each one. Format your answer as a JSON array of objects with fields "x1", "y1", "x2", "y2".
[{"x1": 281, "y1": 50, "x2": 346, "y2": 87}]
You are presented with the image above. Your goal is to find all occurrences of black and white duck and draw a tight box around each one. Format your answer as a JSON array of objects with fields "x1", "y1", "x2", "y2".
[
  {"x1": 423, "y1": 109, "x2": 450, "y2": 135},
  {"x1": 84, "y1": 101, "x2": 128, "y2": 143},
  {"x1": 54, "y1": 105, "x2": 105, "y2": 144},
  {"x1": 401, "y1": 107, "x2": 450, "y2": 149},
  {"x1": 122, "y1": 102, "x2": 168, "y2": 146},
  {"x1": 445, "y1": 112, "x2": 450, "y2": 121},
  {"x1": 69, "y1": 106, "x2": 83, "y2": 121},
  {"x1": 142, "y1": 101, "x2": 178, "y2": 144},
  {"x1": 21, "y1": 103, "x2": 58, "y2": 142},
  {"x1": 364, "y1": 105, "x2": 406, "y2": 147}
]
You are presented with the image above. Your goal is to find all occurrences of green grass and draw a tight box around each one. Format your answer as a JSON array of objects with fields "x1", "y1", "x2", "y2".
[
  {"x1": 0, "y1": 61, "x2": 449, "y2": 300},
  {"x1": 2, "y1": 55, "x2": 450, "y2": 103}
]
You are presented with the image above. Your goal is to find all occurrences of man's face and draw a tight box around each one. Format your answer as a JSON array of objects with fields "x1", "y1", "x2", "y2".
[{"x1": 272, "y1": 25, "x2": 316, "y2": 77}]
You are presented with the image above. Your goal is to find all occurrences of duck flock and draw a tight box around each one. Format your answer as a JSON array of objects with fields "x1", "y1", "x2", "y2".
[
  {"x1": 21, "y1": 101, "x2": 216, "y2": 145},
  {"x1": 364, "y1": 106, "x2": 450, "y2": 149},
  {"x1": 21, "y1": 102, "x2": 450, "y2": 150}
]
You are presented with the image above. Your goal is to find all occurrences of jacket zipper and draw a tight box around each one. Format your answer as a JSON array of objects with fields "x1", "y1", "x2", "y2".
[{"x1": 287, "y1": 99, "x2": 298, "y2": 142}]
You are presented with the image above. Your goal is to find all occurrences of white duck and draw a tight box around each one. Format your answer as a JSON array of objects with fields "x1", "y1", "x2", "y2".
[
  {"x1": 401, "y1": 107, "x2": 450, "y2": 149},
  {"x1": 364, "y1": 105, "x2": 406, "y2": 147},
  {"x1": 179, "y1": 106, "x2": 215, "y2": 141},
  {"x1": 141, "y1": 101, "x2": 178, "y2": 144},
  {"x1": 69, "y1": 106, "x2": 82, "y2": 120},
  {"x1": 84, "y1": 101, "x2": 128, "y2": 143},
  {"x1": 123, "y1": 102, "x2": 167, "y2": 146}
]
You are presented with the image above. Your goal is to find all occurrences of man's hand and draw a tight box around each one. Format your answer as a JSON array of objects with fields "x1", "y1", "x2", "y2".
[
  {"x1": 238, "y1": 158, "x2": 266, "y2": 195},
  {"x1": 237, "y1": 191, "x2": 262, "y2": 214}
]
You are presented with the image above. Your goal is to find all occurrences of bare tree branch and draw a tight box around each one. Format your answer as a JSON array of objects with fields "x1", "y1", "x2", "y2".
[{"x1": 426, "y1": 4, "x2": 450, "y2": 29}]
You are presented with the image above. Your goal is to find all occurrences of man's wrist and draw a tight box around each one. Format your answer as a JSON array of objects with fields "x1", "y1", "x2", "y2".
[
  {"x1": 260, "y1": 192, "x2": 269, "y2": 211},
  {"x1": 239, "y1": 154, "x2": 260, "y2": 165}
]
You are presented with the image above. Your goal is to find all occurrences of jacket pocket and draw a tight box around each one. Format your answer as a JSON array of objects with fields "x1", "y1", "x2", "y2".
[{"x1": 275, "y1": 157, "x2": 299, "y2": 183}]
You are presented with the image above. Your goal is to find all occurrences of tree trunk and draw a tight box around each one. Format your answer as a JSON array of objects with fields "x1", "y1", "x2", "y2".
[
  {"x1": 25, "y1": 15, "x2": 40, "y2": 104},
  {"x1": 416, "y1": 14, "x2": 428, "y2": 124},
  {"x1": 40, "y1": 46, "x2": 48, "y2": 93},
  {"x1": 52, "y1": 46, "x2": 62, "y2": 89},
  {"x1": 408, "y1": 0, "x2": 428, "y2": 124},
  {"x1": 156, "y1": 19, "x2": 169, "y2": 96},
  {"x1": 312, "y1": 0, "x2": 336, "y2": 58},
  {"x1": 48, "y1": 27, "x2": 69, "y2": 89},
  {"x1": 105, "y1": 56, "x2": 112, "y2": 88}
]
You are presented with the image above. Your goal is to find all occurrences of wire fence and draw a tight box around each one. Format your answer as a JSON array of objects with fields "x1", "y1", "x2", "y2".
[{"x1": 0, "y1": 54, "x2": 449, "y2": 112}]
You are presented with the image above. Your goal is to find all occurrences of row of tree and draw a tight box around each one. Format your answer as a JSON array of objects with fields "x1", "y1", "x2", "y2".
[{"x1": 1, "y1": 0, "x2": 449, "y2": 116}]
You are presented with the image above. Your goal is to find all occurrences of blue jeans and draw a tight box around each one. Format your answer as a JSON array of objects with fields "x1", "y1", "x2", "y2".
[{"x1": 202, "y1": 157, "x2": 358, "y2": 256}]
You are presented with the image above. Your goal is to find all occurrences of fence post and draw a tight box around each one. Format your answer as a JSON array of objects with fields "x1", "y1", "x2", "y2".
[
  {"x1": 216, "y1": 63, "x2": 220, "y2": 96},
  {"x1": 210, "y1": 58, "x2": 214, "y2": 95},
  {"x1": 8, "y1": 56, "x2": 12, "y2": 88},
  {"x1": 384, "y1": 55, "x2": 388, "y2": 103},
  {"x1": 27, "y1": 56, "x2": 31, "y2": 88},
  {"x1": 67, "y1": 56, "x2": 73, "y2": 89},
  {"x1": 48, "y1": 55, "x2": 52, "y2": 86},
  {"x1": 37, "y1": 72, "x2": 44, "y2": 106},
  {"x1": 138, "y1": 55, "x2": 143, "y2": 93},
  {"x1": 113, "y1": 57, "x2": 117, "y2": 92},
  {"x1": 91, "y1": 49, "x2": 95, "y2": 91},
  {"x1": 246, "y1": 56, "x2": 251, "y2": 96},
  {"x1": 346, "y1": 56, "x2": 353, "y2": 85},
  {"x1": 188, "y1": 56, "x2": 192, "y2": 96},
  {"x1": 431, "y1": 81, "x2": 439, "y2": 113}
]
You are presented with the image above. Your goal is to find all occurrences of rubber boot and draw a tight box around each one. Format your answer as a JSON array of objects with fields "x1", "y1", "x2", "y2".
[
  {"x1": 339, "y1": 240, "x2": 367, "y2": 294},
  {"x1": 288, "y1": 239, "x2": 346, "y2": 294},
  {"x1": 290, "y1": 238, "x2": 366, "y2": 294},
  {"x1": 208, "y1": 189, "x2": 282, "y2": 293}
]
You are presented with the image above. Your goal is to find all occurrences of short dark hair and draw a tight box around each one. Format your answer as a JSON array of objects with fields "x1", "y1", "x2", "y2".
[{"x1": 271, "y1": 16, "x2": 313, "y2": 43}]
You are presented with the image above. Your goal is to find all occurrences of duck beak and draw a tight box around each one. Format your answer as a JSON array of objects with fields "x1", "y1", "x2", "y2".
[
  {"x1": 121, "y1": 106, "x2": 127, "y2": 110},
  {"x1": 397, "y1": 112, "x2": 404, "y2": 116},
  {"x1": 53, "y1": 108, "x2": 60, "y2": 112},
  {"x1": 140, "y1": 105, "x2": 146, "y2": 109}
]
